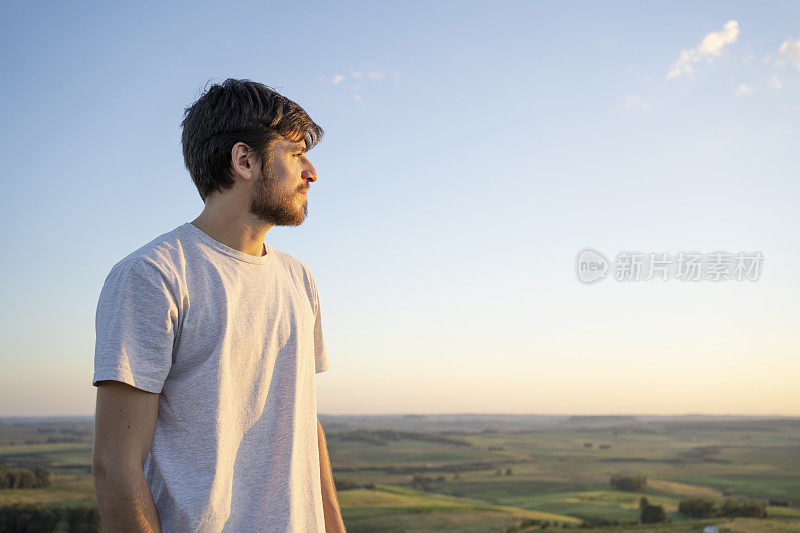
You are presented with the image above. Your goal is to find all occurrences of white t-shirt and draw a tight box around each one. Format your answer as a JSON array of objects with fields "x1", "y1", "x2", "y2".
[{"x1": 92, "y1": 222, "x2": 331, "y2": 532}]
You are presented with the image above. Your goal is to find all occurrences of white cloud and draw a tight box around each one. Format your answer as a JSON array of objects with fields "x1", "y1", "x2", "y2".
[
  {"x1": 778, "y1": 37, "x2": 800, "y2": 70},
  {"x1": 624, "y1": 94, "x2": 651, "y2": 109},
  {"x1": 769, "y1": 75, "x2": 782, "y2": 90},
  {"x1": 735, "y1": 84, "x2": 754, "y2": 95},
  {"x1": 668, "y1": 50, "x2": 695, "y2": 79},
  {"x1": 326, "y1": 68, "x2": 399, "y2": 100},
  {"x1": 667, "y1": 20, "x2": 740, "y2": 79},
  {"x1": 350, "y1": 70, "x2": 397, "y2": 82},
  {"x1": 698, "y1": 20, "x2": 740, "y2": 56}
]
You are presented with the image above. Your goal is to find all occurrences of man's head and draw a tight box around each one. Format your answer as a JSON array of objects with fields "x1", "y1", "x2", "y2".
[{"x1": 181, "y1": 79, "x2": 323, "y2": 225}]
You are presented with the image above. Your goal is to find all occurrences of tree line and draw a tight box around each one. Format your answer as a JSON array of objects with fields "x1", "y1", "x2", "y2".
[
  {"x1": 0, "y1": 463, "x2": 53, "y2": 489},
  {"x1": 0, "y1": 503, "x2": 100, "y2": 532},
  {"x1": 679, "y1": 496, "x2": 768, "y2": 518},
  {"x1": 609, "y1": 474, "x2": 770, "y2": 524}
]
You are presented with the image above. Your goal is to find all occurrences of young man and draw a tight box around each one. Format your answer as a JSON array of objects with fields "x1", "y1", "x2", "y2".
[{"x1": 91, "y1": 79, "x2": 345, "y2": 532}]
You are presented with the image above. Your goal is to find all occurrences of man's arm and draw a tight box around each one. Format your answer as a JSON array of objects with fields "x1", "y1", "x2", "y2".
[
  {"x1": 92, "y1": 380, "x2": 162, "y2": 532},
  {"x1": 318, "y1": 417, "x2": 346, "y2": 532}
]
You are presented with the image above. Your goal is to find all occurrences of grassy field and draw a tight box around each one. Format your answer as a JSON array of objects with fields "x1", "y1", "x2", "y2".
[{"x1": 1, "y1": 414, "x2": 798, "y2": 531}]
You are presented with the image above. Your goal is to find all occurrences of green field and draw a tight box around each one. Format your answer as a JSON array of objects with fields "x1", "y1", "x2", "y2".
[{"x1": 1, "y1": 414, "x2": 799, "y2": 531}]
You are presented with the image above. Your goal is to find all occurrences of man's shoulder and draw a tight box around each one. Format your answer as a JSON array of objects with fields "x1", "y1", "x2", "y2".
[
  {"x1": 106, "y1": 224, "x2": 187, "y2": 282},
  {"x1": 268, "y1": 245, "x2": 314, "y2": 275},
  {"x1": 267, "y1": 245, "x2": 320, "y2": 299}
]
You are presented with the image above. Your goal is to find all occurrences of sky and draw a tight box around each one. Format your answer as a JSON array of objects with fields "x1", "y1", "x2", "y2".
[{"x1": 1, "y1": 1, "x2": 798, "y2": 416}]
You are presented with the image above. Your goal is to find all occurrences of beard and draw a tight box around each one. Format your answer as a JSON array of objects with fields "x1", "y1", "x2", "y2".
[{"x1": 249, "y1": 164, "x2": 308, "y2": 226}]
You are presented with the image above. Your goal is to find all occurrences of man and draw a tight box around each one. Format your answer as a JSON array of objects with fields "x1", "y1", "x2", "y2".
[{"x1": 91, "y1": 79, "x2": 345, "y2": 532}]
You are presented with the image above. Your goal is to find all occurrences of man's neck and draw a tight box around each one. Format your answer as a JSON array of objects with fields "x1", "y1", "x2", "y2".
[{"x1": 191, "y1": 207, "x2": 271, "y2": 257}]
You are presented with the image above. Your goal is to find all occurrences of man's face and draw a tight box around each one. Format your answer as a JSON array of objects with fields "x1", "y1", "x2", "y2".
[{"x1": 249, "y1": 137, "x2": 317, "y2": 226}]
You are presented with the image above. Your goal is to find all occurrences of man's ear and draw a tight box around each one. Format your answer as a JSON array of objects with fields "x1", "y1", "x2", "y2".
[{"x1": 230, "y1": 142, "x2": 259, "y2": 182}]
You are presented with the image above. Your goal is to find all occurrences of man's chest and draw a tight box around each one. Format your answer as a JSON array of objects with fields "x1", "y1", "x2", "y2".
[{"x1": 172, "y1": 270, "x2": 316, "y2": 368}]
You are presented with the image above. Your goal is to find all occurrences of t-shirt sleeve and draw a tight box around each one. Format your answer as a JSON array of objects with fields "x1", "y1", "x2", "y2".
[
  {"x1": 311, "y1": 274, "x2": 331, "y2": 374},
  {"x1": 92, "y1": 258, "x2": 179, "y2": 393}
]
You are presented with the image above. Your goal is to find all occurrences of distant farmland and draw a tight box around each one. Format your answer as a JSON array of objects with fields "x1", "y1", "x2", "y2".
[{"x1": 1, "y1": 414, "x2": 799, "y2": 532}]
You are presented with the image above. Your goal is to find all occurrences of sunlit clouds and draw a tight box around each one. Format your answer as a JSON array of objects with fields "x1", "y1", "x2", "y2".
[
  {"x1": 659, "y1": 21, "x2": 800, "y2": 97},
  {"x1": 327, "y1": 70, "x2": 400, "y2": 86},
  {"x1": 778, "y1": 37, "x2": 800, "y2": 70},
  {"x1": 667, "y1": 20, "x2": 740, "y2": 79},
  {"x1": 324, "y1": 69, "x2": 401, "y2": 103}
]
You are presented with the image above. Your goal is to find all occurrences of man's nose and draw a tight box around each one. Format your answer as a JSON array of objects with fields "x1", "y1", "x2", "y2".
[{"x1": 302, "y1": 160, "x2": 317, "y2": 183}]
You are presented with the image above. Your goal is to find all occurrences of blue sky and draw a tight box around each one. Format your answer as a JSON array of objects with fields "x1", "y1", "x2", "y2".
[{"x1": 1, "y1": 1, "x2": 799, "y2": 416}]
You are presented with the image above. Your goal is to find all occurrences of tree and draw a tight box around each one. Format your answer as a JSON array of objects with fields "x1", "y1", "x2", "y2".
[
  {"x1": 32, "y1": 466, "x2": 53, "y2": 488},
  {"x1": 641, "y1": 504, "x2": 667, "y2": 523},
  {"x1": 610, "y1": 474, "x2": 647, "y2": 491},
  {"x1": 0, "y1": 464, "x2": 53, "y2": 489},
  {"x1": 679, "y1": 497, "x2": 718, "y2": 519},
  {"x1": 737, "y1": 500, "x2": 768, "y2": 518},
  {"x1": 0, "y1": 503, "x2": 60, "y2": 532},
  {"x1": 721, "y1": 498, "x2": 738, "y2": 517},
  {"x1": 64, "y1": 504, "x2": 101, "y2": 533},
  {"x1": 721, "y1": 498, "x2": 768, "y2": 518}
]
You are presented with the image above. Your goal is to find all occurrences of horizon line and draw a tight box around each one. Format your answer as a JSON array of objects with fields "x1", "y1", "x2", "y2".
[{"x1": 2, "y1": 412, "x2": 800, "y2": 420}]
